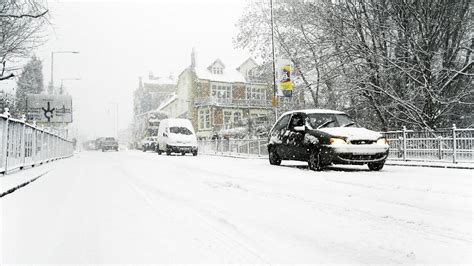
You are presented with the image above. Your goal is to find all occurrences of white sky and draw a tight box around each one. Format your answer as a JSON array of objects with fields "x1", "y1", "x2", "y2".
[{"x1": 35, "y1": 0, "x2": 251, "y2": 139}]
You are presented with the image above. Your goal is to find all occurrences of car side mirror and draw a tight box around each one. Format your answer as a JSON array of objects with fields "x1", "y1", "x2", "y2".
[{"x1": 294, "y1": 125, "x2": 306, "y2": 132}]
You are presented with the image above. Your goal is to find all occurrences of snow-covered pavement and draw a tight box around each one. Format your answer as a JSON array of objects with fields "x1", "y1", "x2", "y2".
[{"x1": 1, "y1": 150, "x2": 472, "y2": 264}]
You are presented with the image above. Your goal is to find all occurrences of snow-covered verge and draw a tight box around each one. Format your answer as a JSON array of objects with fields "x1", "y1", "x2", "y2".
[
  {"x1": 0, "y1": 160, "x2": 65, "y2": 196},
  {"x1": 1, "y1": 151, "x2": 472, "y2": 264}
]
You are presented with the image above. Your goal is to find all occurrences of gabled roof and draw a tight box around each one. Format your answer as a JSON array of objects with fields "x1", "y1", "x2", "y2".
[
  {"x1": 236, "y1": 57, "x2": 258, "y2": 71},
  {"x1": 207, "y1": 58, "x2": 225, "y2": 70}
]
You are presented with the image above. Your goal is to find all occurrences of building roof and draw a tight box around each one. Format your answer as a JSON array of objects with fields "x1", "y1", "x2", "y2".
[
  {"x1": 194, "y1": 64, "x2": 246, "y2": 83},
  {"x1": 143, "y1": 75, "x2": 177, "y2": 86},
  {"x1": 157, "y1": 94, "x2": 177, "y2": 111}
]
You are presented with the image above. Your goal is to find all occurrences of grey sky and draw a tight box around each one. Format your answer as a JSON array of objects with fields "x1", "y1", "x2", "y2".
[{"x1": 36, "y1": 0, "x2": 251, "y2": 139}]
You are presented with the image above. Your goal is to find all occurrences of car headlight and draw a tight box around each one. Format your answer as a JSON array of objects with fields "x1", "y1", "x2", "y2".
[
  {"x1": 376, "y1": 138, "x2": 388, "y2": 145},
  {"x1": 330, "y1": 138, "x2": 347, "y2": 145}
]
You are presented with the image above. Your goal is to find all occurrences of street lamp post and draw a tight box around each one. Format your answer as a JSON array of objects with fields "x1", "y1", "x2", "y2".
[{"x1": 49, "y1": 51, "x2": 80, "y2": 94}]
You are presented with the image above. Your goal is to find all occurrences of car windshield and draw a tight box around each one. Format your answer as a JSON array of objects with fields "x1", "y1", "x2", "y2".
[
  {"x1": 105, "y1": 137, "x2": 116, "y2": 141},
  {"x1": 307, "y1": 113, "x2": 355, "y2": 129},
  {"x1": 169, "y1": 127, "x2": 193, "y2": 135}
]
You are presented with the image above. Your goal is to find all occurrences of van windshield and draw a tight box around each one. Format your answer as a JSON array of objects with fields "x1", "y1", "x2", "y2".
[{"x1": 169, "y1": 127, "x2": 193, "y2": 135}]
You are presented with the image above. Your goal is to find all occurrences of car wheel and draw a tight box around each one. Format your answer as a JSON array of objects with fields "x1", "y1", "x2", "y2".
[
  {"x1": 192, "y1": 150, "x2": 198, "y2": 156},
  {"x1": 181, "y1": 152, "x2": 186, "y2": 156},
  {"x1": 142, "y1": 147, "x2": 146, "y2": 152},
  {"x1": 157, "y1": 149, "x2": 162, "y2": 155},
  {"x1": 368, "y1": 161, "x2": 385, "y2": 171},
  {"x1": 268, "y1": 148, "x2": 281, "y2": 165},
  {"x1": 166, "y1": 150, "x2": 171, "y2": 156},
  {"x1": 308, "y1": 149, "x2": 323, "y2": 171}
]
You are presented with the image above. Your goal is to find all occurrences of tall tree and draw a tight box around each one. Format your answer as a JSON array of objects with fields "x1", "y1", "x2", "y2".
[
  {"x1": 236, "y1": 0, "x2": 473, "y2": 129},
  {"x1": 15, "y1": 55, "x2": 43, "y2": 115}
]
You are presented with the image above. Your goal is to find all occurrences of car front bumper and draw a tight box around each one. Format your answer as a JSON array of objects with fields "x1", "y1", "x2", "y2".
[{"x1": 321, "y1": 144, "x2": 389, "y2": 164}]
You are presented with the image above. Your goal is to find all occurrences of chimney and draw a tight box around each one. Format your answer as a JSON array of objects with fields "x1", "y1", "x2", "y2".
[{"x1": 191, "y1": 47, "x2": 197, "y2": 69}]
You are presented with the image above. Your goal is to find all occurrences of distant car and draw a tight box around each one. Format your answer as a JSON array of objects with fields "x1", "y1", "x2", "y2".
[
  {"x1": 157, "y1": 118, "x2": 198, "y2": 156},
  {"x1": 142, "y1": 137, "x2": 158, "y2": 152},
  {"x1": 101, "y1": 137, "x2": 119, "y2": 152},
  {"x1": 267, "y1": 109, "x2": 389, "y2": 171}
]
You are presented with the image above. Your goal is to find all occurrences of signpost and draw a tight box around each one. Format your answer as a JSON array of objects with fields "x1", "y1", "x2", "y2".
[{"x1": 26, "y1": 94, "x2": 73, "y2": 123}]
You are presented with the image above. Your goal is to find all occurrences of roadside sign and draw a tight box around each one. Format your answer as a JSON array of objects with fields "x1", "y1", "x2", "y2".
[
  {"x1": 26, "y1": 94, "x2": 73, "y2": 123},
  {"x1": 276, "y1": 58, "x2": 293, "y2": 97}
]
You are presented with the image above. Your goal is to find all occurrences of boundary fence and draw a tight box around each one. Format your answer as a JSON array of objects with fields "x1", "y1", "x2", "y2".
[
  {"x1": 198, "y1": 126, "x2": 474, "y2": 163},
  {"x1": 0, "y1": 115, "x2": 74, "y2": 175}
]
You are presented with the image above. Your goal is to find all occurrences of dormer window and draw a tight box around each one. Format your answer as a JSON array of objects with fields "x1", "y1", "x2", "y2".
[
  {"x1": 212, "y1": 67, "x2": 223, "y2": 74},
  {"x1": 208, "y1": 59, "x2": 225, "y2": 74}
]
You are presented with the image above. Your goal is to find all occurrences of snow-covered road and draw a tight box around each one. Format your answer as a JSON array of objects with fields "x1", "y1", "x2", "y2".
[{"x1": 1, "y1": 151, "x2": 472, "y2": 264}]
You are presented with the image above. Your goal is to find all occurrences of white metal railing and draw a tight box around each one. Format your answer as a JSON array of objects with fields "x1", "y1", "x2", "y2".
[
  {"x1": 381, "y1": 125, "x2": 473, "y2": 163},
  {"x1": 198, "y1": 126, "x2": 474, "y2": 163},
  {"x1": 0, "y1": 115, "x2": 74, "y2": 174},
  {"x1": 199, "y1": 138, "x2": 268, "y2": 157}
]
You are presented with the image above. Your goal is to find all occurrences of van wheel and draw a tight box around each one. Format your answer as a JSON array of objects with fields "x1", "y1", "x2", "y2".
[
  {"x1": 269, "y1": 148, "x2": 281, "y2": 165},
  {"x1": 308, "y1": 149, "x2": 323, "y2": 171}
]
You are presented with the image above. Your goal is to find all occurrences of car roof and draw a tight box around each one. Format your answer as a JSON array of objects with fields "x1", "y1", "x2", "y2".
[{"x1": 280, "y1": 109, "x2": 345, "y2": 118}]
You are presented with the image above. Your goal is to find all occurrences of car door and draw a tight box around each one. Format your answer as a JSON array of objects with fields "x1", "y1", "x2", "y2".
[{"x1": 282, "y1": 113, "x2": 307, "y2": 160}]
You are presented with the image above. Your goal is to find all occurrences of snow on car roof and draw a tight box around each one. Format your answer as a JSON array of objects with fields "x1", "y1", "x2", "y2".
[{"x1": 281, "y1": 109, "x2": 345, "y2": 117}]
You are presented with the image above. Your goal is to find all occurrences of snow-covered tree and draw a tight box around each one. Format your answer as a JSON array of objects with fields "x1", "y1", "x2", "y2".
[
  {"x1": 0, "y1": 0, "x2": 48, "y2": 81},
  {"x1": 236, "y1": 0, "x2": 473, "y2": 130},
  {"x1": 15, "y1": 55, "x2": 44, "y2": 115}
]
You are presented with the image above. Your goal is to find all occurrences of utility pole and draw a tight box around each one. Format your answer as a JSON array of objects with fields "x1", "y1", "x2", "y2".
[{"x1": 270, "y1": 0, "x2": 278, "y2": 122}]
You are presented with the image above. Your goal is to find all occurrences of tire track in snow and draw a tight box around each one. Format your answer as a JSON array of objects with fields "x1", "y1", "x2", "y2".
[{"x1": 117, "y1": 165, "x2": 269, "y2": 264}]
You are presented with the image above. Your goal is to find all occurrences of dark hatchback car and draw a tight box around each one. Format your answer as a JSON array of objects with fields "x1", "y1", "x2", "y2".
[
  {"x1": 101, "y1": 137, "x2": 119, "y2": 152},
  {"x1": 267, "y1": 109, "x2": 389, "y2": 171}
]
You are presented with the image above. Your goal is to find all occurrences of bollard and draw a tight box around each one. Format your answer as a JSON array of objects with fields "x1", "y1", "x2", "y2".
[{"x1": 402, "y1": 126, "x2": 407, "y2": 161}]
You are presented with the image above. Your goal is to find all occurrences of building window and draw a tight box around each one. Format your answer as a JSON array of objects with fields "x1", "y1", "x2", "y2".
[
  {"x1": 246, "y1": 86, "x2": 266, "y2": 100},
  {"x1": 223, "y1": 110, "x2": 232, "y2": 129},
  {"x1": 212, "y1": 83, "x2": 232, "y2": 100},
  {"x1": 212, "y1": 67, "x2": 223, "y2": 74},
  {"x1": 198, "y1": 108, "x2": 211, "y2": 130},
  {"x1": 223, "y1": 109, "x2": 243, "y2": 129}
]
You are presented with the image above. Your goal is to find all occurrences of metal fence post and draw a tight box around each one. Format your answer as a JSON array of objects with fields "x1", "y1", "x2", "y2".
[
  {"x1": 20, "y1": 122, "x2": 26, "y2": 168},
  {"x1": 2, "y1": 117, "x2": 9, "y2": 173},
  {"x1": 214, "y1": 138, "x2": 218, "y2": 154},
  {"x1": 437, "y1": 136, "x2": 442, "y2": 160},
  {"x1": 402, "y1": 126, "x2": 407, "y2": 161},
  {"x1": 452, "y1": 124, "x2": 457, "y2": 164},
  {"x1": 247, "y1": 139, "x2": 250, "y2": 155},
  {"x1": 257, "y1": 139, "x2": 261, "y2": 156}
]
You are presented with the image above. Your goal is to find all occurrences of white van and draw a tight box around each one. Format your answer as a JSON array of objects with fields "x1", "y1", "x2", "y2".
[{"x1": 157, "y1": 118, "x2": 198, "y2": 156}]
